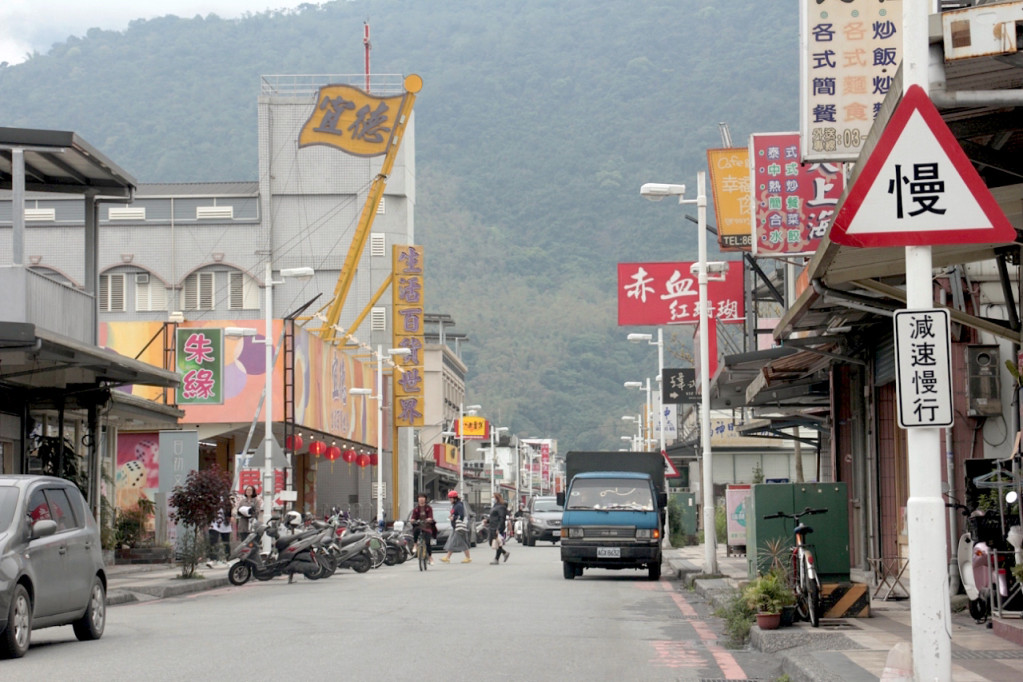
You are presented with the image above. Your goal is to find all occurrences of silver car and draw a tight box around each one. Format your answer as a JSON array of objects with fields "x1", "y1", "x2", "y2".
[{"x1": 0, "y1": 475, "x2": 107, "y2": 658}]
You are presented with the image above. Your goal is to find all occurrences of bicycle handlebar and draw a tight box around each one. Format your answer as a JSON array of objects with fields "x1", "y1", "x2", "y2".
[{"x1": 762, "y1": 506, "x2": 829, "y2": 520}]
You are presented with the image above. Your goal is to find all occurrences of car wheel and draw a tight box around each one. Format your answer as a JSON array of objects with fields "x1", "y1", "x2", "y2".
[
  {"x1": 72, "y1": 577, "x2": 106, "y2": 641},
  {"x1": 648, "y1": 561, "x2": 661, "y2": 581},
  {"x1": 1, "y1": 583, "x2": 31, "y2": 658},
  {"x1": 563, "y1": 562, "x2": 575, "y2": 580}
]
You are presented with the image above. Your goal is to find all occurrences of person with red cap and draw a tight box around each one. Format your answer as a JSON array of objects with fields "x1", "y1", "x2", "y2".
[{"x1": 440, "y1": 490, "x2": 471, "y2": 563}]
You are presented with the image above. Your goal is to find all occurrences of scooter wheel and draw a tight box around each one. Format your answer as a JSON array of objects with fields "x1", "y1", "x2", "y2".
[
  {"x1": 228, "y1": 561, "x2": 252, "y2": 586},
  {"x1": 352, "y1": 553, "x2": 371, "y2": 574}
]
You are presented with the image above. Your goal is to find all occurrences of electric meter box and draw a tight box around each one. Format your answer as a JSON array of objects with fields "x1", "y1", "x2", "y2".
[{"x1": 745, "y1": 482, "x2": 849, "y2": 583}]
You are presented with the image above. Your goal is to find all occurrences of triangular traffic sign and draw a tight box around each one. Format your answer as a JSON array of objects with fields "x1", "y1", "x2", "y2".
[
  {"x1": 662, "y1": 450, "x2": 680, "y2": 479},
  {"x1": 830, "y1": 84, "x2": 1015, "y2": 248}
]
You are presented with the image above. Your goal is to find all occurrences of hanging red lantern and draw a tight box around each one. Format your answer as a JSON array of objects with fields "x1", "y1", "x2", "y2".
[
  {"x1": 325, "y1": 445, "x2": 341, "y2": 461},
  {"x1": 285, "y1": 434, "x2": 304, "y2": 452},
  {"x1": 342, "y1": 449, "x2": 357, "y2": 464},
  {"x1": 369, "y1": 453, "x2": 379, "y2": 466},
  {"x1": 356, "y1": 454, "x2": 370, "y2": 468},
  {"x1": 308, "y1": 441, "x2": 326, "y2": 457}
]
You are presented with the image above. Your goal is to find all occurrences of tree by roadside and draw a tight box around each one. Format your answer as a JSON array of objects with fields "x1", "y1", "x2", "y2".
[{"x1": 169, "y1": 465, "x2": 231, "y2": 578}]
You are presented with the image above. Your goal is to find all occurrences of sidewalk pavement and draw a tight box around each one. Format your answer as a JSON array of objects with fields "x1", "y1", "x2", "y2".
[
  {"x1": 104, "y1": 561, "x2": 231, "y2": 606},
  {"x1": 665, "y1": 544, "x2": 1023, "y2": 682}
]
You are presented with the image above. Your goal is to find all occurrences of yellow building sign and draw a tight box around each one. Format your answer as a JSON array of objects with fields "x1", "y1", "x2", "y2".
[
  {"x1": 299, "y1": 83, "x2": 414, "y2": 157},
  {"x1": 392, "y1": 245, "x2": 424, "y2": 427}
]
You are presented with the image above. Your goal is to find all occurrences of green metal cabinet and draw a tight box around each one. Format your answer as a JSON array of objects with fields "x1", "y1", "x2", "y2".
[
  {"x1": 745, "y1": 482, "x2": 849, "y2": 582},
  {"x1": 671, "y1": 492, "x2": 698, "y2": 538}
]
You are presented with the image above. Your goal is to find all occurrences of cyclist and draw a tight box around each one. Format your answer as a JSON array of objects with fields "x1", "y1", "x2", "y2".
[{"x1": 410, "y1": 493, "x2": 436, "y2": 564}]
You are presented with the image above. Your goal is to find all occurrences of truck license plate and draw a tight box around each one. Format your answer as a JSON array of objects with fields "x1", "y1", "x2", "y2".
[{"x1": 597, "y1": 547, "x2": 621, "y2": 558}]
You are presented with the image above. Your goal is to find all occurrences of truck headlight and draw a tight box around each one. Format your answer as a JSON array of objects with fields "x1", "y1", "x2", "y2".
[
  {"x1": 636, "y1": 529, "x2": 659, "y2": 539},
  {"x1": 566, "y1": 527, "x2": 583, "y2": 539}
]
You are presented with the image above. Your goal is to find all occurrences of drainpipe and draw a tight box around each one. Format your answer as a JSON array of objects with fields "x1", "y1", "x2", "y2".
[{"x1": 941, "y1": 287, "x2": 959, "y2": 591}]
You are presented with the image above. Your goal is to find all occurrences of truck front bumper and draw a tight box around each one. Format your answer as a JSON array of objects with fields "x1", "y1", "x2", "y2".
[{"x1": 560, "y1": 541, "x2": 660, "y2": 568}]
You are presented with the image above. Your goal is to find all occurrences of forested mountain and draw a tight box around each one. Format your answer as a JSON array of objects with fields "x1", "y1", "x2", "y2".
[{"x1": 0, "y1": 0, "x2": 800, "y2": 449}]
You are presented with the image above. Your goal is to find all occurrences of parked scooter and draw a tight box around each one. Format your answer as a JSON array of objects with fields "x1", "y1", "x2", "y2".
[
  {"x1": 228, "y1": 511, "x2": 326, "y2": 585},
  {"x1": 948, "y1": 496, "x2": 1022, "y2": 623},
  {"x1": 325, "y1": 515, "x2": 373, "y2": 573}
]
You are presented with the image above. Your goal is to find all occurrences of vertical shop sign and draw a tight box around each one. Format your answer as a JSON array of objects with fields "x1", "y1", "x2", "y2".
[
  {"x1": 707, "y1": 148, "x2": 752, "y2": 251},
  {"x1": 176, "y1": 328, "x2": 223, "y2": 404},
  {"x1": 750, "y1": 132, "x2": 844, "y2": 256},
  {"x1": 392, "y1": 245, "x2": 425, "y2": 427},
  {"x1": 800, "y1": 0, "x2": 903, "y2": 162}
]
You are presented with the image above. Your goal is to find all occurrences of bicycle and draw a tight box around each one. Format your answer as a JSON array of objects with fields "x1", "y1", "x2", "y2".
[
  {"x1": 412, "y1": 519, "x2": 432, "y2": 571},
  {"x1": 763, "y1": 506, "x2": 828, "y2": 627}
]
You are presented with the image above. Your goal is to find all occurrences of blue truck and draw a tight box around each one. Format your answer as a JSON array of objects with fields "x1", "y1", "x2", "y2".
[{"x1": 557, "y1": 451, "x2": 667, "y2": 580}]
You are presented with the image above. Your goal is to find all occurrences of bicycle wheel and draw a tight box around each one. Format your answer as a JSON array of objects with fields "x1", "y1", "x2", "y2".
[
  {"x1": 418, "y1": 540, "x2": 428, "y2": 571},
  {"x1": 807, "y1": 579, "x2": 821, "y2": 627}
]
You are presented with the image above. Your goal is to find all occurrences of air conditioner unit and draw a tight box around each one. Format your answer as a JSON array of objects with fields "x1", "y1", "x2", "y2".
[
  {"x1": 966, "y1": 344, "x2": 1001, "y2": 417},
  {"x1": 135, "y1": 273, "x2": 150, "y2": 284}
]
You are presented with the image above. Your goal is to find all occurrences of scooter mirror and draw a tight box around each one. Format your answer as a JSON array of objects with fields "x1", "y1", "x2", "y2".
[{"x1": 1007, "y1": 491, "x2": 1019, "y2": 505}]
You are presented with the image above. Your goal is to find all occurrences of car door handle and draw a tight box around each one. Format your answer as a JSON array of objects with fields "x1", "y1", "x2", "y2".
[{"x1": 59, "y1": 546, "x2": 67, "y2": 555}]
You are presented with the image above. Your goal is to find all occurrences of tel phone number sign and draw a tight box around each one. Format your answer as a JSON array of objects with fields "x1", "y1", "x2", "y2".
[{"x1": 893, "y1": 309, "x2": 953, "y2": 429}]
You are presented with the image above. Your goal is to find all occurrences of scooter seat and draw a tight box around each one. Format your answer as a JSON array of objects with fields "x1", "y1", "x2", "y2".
[{"x1": 340, "y1": 532, "x2": 366, "y2": 546}]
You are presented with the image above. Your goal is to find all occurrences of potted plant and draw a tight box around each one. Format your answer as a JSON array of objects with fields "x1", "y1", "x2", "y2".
[{"x1": 743, "y1": 569, "x2": 796, "y2": 630}]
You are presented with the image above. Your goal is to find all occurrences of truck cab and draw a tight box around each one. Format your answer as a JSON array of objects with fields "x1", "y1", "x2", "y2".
[{"x1": 559, "y1": 465, "x2": 664, "y2": 581}]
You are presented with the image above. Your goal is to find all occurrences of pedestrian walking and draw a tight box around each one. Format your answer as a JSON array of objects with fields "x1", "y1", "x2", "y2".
[
  {"x1": 233, "y1": 484, "x2": 262, "y2": 539},
  {"x1": 440, "y1": 490, "x2": 471, "y2": 563},
  {"x1": 488, "y1": 492, "x2": 510, "y2": 564},
  {"x1": 206, "y1": 500, "x2": 232, "y2": 567}
]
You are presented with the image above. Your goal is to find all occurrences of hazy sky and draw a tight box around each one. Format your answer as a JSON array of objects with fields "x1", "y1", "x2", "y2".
[{"x1": 0, "y1": 1, "x2": 313, "y2": 65}]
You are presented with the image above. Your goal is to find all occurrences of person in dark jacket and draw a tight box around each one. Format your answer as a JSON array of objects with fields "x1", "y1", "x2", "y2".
[
  {"x1": 441, "y1": 490, "x2": 471, "y2": 563},
  {"x1": 410, "y1": 493, "x2": 437, "y2": 564},
  {"x1": 488, "y1": 492, "x2": 510, "y2": 564}
]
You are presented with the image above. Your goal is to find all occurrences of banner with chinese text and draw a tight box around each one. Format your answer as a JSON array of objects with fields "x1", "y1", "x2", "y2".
[
  {"x1": 176, "y1": 328, "x2": 223, "y2": 404},
  {"x1": 457, "y1": 416, "x2": 489, "y2": 440},
  {"x1": 298, "y1": 84, "x2": 409, "y2": 157},
  {"x1": 392, "y1": 245, "x2": 425, "y2": 427},
  {"x1": 750, "y1": 132, "x2": 844, "y2": 256},
  {"x1": 800, "y1": 0, "x2": 903, "y2": 162},
  {"x1": 617, "y1": 261, "x2": 744, "y2": 326},
  {"x1": 707, "y1": 148, "x2": 752, "y2": 251}
]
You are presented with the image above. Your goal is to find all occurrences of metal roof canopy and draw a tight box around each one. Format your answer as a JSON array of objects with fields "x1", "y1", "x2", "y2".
[
  {"x1": 0, "y1": 127, "x2": 136, "y2": 196},
  {"x1": 0, "y1": 322, "x2": 179, "y2": 390}
]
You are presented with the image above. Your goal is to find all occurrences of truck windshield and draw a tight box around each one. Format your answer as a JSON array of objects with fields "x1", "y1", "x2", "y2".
[{"x1": 566, "y1": 479, "x2": 654, "y2": 511}]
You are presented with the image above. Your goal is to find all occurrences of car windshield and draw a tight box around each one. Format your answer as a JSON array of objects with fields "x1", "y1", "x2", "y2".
[
  {"x1": 0, "y1": 486, "x2": 19, "y2": 532},
  {"x1": 533, "y1": 499, "x2": 563, "y2": 513},
  {"x1": 566, "y1": 479, "x2": 654, "y2": 511}
]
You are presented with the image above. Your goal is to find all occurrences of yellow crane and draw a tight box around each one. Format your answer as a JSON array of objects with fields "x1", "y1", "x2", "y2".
[{"x1": 303, "y1": 73, "x2": 422, "y2": 344}]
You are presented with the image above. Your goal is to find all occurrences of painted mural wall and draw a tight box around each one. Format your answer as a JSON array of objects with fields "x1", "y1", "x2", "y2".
[{"x1": 101, "y1": 321, "x2": 378, "y2": 444}]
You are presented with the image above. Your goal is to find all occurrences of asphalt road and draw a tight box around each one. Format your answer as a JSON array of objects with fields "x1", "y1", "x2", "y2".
[{"x1": 6, "y1": 541, "x2": 782, "y2": 681}]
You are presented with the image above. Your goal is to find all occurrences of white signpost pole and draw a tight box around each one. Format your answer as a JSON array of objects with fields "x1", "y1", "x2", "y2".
[{"x1": 903, "y1": 3, "x2": 951, "y2": 680}]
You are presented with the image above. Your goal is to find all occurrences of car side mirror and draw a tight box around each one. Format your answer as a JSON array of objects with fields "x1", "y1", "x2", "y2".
[
  {"x1": 556, "y1": 492, "x2": 565, "y2": 507},
  {"x1": 32, "y1": 519, "x2": 58, "y2": 539}
]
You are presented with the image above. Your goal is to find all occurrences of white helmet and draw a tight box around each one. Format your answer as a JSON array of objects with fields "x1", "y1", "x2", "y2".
[
  {"x1": 237, "y1": 505, "x2": 254, "y2": 519},
  {"x1": 284, "y1": 510, "x2": 303, "y2": 528}
]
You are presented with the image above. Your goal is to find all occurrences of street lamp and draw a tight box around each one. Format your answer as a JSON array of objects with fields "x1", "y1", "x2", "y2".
[
  {"x1": 624, "y1": 379, "x2": 653, "y2": 450},
  {"x1": 621, "y1": 415, "x2": 641, "y2": 451},
  {"x1": 627, "y1": 331, "x2": 665, "y2": 456},
  {"x1": 351, "y1": 345, "x2": 410, "y2": 530},
  {"x1": 641, "y1": 173, "x2": 717, "y2": 574},
  {"x1": 489, "y1": 426, "x2": 509, "y2": 500},
  {"x1": 226, "y1": 263, "x2": 313, "y2": 528}
]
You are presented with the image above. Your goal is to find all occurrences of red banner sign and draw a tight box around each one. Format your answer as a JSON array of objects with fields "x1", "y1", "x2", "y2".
[{"x1": 618, "y1": 261, "x2": 744, "y2": 326}]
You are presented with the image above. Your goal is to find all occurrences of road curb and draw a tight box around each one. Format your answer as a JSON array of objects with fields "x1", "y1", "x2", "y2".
[{"x1": 108, "y1": 576, "x2": 230, "y2": 606}]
